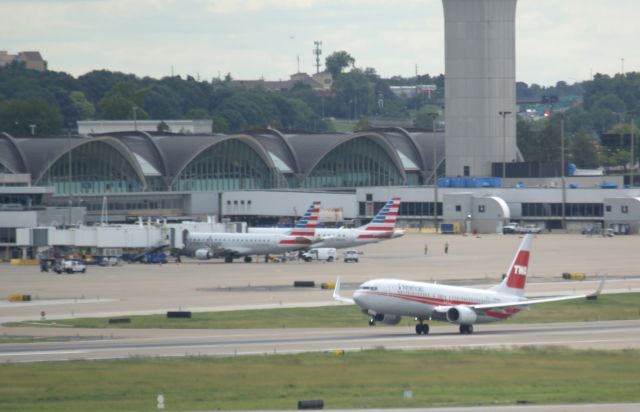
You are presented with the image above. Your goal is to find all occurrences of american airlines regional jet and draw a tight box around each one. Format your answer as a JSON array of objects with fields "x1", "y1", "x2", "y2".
[
  {"x1": 184, "y1": 201, "x2": 320, "y2": 263},
  {"x1": 333, "y1": 234, "x2": 604, "y2": 335},
  {"x1": 249, "y1": 197, "x2": 404, "y2": 249}
]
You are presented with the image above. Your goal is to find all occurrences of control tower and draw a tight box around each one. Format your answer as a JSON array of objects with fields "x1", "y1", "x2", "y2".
[{"x1": 443, "y1": 0, "x2": 518, "y2": 178}]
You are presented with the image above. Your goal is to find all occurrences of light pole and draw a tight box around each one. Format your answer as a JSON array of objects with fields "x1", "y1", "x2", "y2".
[
  {"x1": 629, "y1": 111, "x2": 637, "y2": 187},
  {"x1": 427, "y1": 112, "x2": 439, "y2": 230},
  {"x1": 559, "y1": 113, "x2": 566, "y2": 230},
  {"x1": 133, "y1": 106, "x2": 138, "y2": 131},
  {"x1": 67, "y1": 125, "x2": 72, "y2": 227},
  {"x1": 499, "y1": 111, "x2": 512, "y2": 181}
]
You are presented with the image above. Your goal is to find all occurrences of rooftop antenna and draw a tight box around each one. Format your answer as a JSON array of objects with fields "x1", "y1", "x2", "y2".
[{"x1": 313, "y1": 41, "x2": 322, "y2": 74}]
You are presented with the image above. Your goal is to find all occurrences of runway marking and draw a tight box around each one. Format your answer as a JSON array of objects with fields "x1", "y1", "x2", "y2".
[{"x1": 0, "y1": 350, "x2": 86, "y2": 357}]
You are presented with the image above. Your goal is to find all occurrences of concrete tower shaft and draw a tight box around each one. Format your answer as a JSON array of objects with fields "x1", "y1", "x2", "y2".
[{"x1": 443, "y1": 0, "x2": 518, "y2": 178}]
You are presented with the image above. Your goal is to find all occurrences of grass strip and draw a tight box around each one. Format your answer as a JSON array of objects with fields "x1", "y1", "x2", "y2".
[
  {"x1": 6, "y1": 293, "x2": 640, "y2": 330},
  {"x1": 0, "y1": 347, "x2": 639, "y2": 411}
]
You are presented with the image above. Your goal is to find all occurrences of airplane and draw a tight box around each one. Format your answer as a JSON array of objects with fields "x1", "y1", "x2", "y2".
[
  {"x1": 248, "y1": 197, "x2": 404, "y2": 249},
  {"x1": 333, "y1": 234, "x2": 605, "y2": 335},
  {"x1": 184, "y1": 201, "x2": 320, "y2": 263}
]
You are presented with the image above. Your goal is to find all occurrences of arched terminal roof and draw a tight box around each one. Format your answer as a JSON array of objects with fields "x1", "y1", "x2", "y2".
[
  {"x1": 2, "y1": 128, "x2": 446, "y2": 193},
  {"x1": 14, "y1": 135, "x2": 147, "y2": 187},
  {"x1": 0, "y1": 133, "x2": 28, "y2": 173},
  {"x1": 91, "y1": 131, "x2": 169, "y2": 181}
]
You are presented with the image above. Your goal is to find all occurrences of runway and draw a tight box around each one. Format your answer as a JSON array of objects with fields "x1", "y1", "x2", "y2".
[
  {"x1": 2, "y1": 319, "x2": 639, "y2": 363},
  {"x1": 2, "y1": 234, "x2": 640, "y2": 364}
]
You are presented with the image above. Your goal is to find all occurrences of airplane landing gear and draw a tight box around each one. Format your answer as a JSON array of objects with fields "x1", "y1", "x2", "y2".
[
  {"x1": 459, "y1": 324, "x2": 474, "y2": 334},
  {"x1": 224, "y1": 256, "x2": 234, "y2": 263},
  {"x1": 415, "y1": 322, "x2": 429, "y2": 335},
  {"x1": 368, "y1": 318, "x2": 376, "y2": 326}
]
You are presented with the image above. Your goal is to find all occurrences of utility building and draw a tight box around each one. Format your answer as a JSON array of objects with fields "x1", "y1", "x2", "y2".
[{"x1": 443, "y1": 0, "x2": 519, "y2": 178}]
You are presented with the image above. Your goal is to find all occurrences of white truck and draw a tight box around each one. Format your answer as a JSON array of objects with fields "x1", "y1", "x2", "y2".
[
  {"x1": 301, "y1": 248, "x2": 337, "y2": 262},
  {"x1": 503, "y1": 222, "x2": 541, "y2": 234},
  {"x1": 343, "y1": 249, "x2": 359, "y2": 263},
  {"x1": 54, "y1": 259, "x2": 87, "y2": 274}
]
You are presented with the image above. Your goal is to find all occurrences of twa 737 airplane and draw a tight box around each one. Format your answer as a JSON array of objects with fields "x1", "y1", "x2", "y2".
[
  {"x1": 184, "y1": 201, "x2": 320, "y2": 263},
  {"x1": 333, "y1": 234, "x2": 604, "y2": 335},
  {"x1": 249, "y1": 197, "x2": 404, "y2": 249}
]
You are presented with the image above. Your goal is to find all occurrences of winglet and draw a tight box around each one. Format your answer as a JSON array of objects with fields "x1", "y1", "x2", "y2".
[
  {"x1": 333, "y1": 276, "x2": 355, "y2": 304},
  {"x1": 587, "y1": 277, "x2": 606, "y2": 300}
]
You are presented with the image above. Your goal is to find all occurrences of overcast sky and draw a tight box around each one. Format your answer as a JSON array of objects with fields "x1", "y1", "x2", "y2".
[{"x1": 2, "y1": 0, "x2": 638, "y2": 86}]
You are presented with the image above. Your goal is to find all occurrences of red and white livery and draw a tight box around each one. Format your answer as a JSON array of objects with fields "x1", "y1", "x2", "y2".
[
  {"x1": 334, "y1": 234, "x2": 604, "y2": 335},
  {"x1": 249, "y1": 197, "x2": 404, "y2": 249},
  {"x1": 185, "y1": 201, "x2": 320, "y2": 263}
]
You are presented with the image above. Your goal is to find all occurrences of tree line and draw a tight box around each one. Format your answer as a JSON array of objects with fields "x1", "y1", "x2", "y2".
[
  {"x1": 0, "y1": 52, "x2": 639, "y2": 170},
  {"x1": 0, "y1": 51, "x2": 424, "y2": 136}
]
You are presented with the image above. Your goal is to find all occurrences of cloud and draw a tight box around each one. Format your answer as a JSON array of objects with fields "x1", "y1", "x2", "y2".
[
  {"x1": 196, "y1": 0, "x2": 320, "y2": 14},
  {"x1": 1, "y1": 0, "x2": 638, "y2": 84}
]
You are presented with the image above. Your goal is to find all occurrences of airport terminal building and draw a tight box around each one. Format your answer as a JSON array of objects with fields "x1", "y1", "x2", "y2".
[
  {"x1": 1, "y1": 126, "x2": 639, "y2": 259},
  {"x1": 2, "y1": 0, "x2": 639, "y2": 258}
]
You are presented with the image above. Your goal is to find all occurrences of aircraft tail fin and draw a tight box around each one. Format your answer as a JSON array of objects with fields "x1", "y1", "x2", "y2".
[
  {"x1": 490, "y1": 234, "x2": 533, "y2": 297},
  {"x1": 359, "y1": 197, "x2": 401, "y2": 235},
  {"x1": 286, "y1": 201, "x2": 320, "y2": 239},
  {"x1": 333, "y1": 276, "x2": 355, "y2": 304}
]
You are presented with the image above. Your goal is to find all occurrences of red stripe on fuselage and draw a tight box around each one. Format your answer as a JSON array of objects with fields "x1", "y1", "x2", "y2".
[
  {"x1": 279, "y1": 239, "x2": 311, "y2": 245},
  {"x1": 357, "y1": 234, "x2": 379, "y2": 239},
  {"x1": 360, "y1": 291, "x2": 522, "y2": 321}
]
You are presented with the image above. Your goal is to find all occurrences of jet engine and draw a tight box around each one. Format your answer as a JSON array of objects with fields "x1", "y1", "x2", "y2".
[
  {"x1": 374, "y1": 313, "x2": 402, "y2": 325},
  {"x1": 194, "y1": 249, "x2": 212, "y2": 260},
  {"x1": 446, "y1": 306, "x2": 478, "y2": 325}
]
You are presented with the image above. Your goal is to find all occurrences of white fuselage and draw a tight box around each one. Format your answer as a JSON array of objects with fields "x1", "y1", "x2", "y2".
[
  {"x1": 248, "y1": 227, "x2": 399, "y2": 249},
  {"x1": 185, "y1": 231, "x2": 308, "y2": 258},
  {"x1": 353, "y1": 279, "x2": 526, "y2": 324}
]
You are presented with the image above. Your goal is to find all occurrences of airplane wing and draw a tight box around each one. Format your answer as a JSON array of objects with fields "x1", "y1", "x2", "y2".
[
  {"x1": 433, "y1": 279, "x2": 605, "y2": 313},
  {"x1": 294, "y1": 236, "x2": 313, "y2": 244},
  {"x1": 206, "y1": 243, "x2": 244, "y2": 257},
  {"x1": 310, "y1": 236, "x2": 336, "y2": 247},
  {"x1": 332, "y1": 276, "x2": 355, "y2": 304}
]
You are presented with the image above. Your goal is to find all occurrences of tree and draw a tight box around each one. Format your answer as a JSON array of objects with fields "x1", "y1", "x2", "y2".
[
  {"x1": 97, "y1": 94, "x2": 148, "y2": 120},
  {"x1": 216, "y1": 109, "x2": 247, "y2": 132},
  {"x1": 157, "y1": 121, "x2": 170, "y2": 132},
  {"x1": 142, "y1": 85, "x2": 181, "y2": 119},
  {"x1": 325, "y1": 51, "x2": 355, "y2": 78},
  {"x1": 212, "y1": 115, "x2": 229, "y2": 133},
  {"x1": 330, "y1": 69, "x2": 374, "y2": 119},
  {"x1": 0, "y1": 98, "x2": 63, "y2": 135},
  {"x1": 569, "y1": 129, "x2": 600, "y2": 168},
  {"x1": 77, "y1": 70, "x2": 138, "y2": 104},
  {"x1": 413, "y1": 106, "x2": 441, "y2": 129},
  {"x1": 517, "y1": 118, "x2": 561, "y2": 162},
  {"x1": 185, "y1": 108, "x2": 211, "y2": 120},
  {"x1": 354, "y1": 117, "x2": 372, "y2": 131},
  {"x1": 69, "y1": 91, "x2": 95, "y2": 120}
]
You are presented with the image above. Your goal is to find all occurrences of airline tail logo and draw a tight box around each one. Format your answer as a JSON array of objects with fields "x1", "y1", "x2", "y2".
[
  {"x1": 363, "y1": 197, "x2": 400, "y2": 233},
  {"x1": 287, "y1": 201, "x2": 320, "y2": 238},
  {"x1": 506, "y1": 250, "x2": 530, "y2": 289}
]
